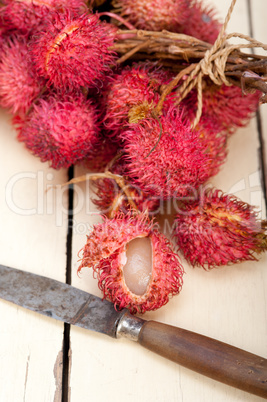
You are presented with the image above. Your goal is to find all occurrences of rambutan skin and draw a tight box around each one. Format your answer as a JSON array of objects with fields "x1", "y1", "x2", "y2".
[
  {"x1": 173, "y1": 188, "x2": 267, "y2": 269},
  {"x1": 183, "y1": 82, "x2": 261, "y2": 134},
  {"x1": 16, "y1": 93, "x2": 100, "y2": 169},
  {"x1": 78, "y1": 212, "x2": 184, "y2": 314},
  {"x1": 0, "y1": 36, "x2": 42, "y2": 115},
  {"x1": 0, "y1": 0, "x2": 87, "y2": 36},
  {"x1": 112, "y1": 0, "x2": 191, "y2": 32},
  {"x1": 181, "y1": 101, "x2": 229, "y2": 175},
  {"x1": 120, "y1": 106, "x2": 216, "y2": 199},
  {"x1": 182, "y1": 0, "x2": 222, "y2": 44},
  {"x1": 29, "y1": 12, "x2": 118, "y2": 90},
  {"x1": 101, "y1": 62, "x2": 174, "y2": 139},
  {"x1": 190, "y1": 115, "x2": 228, "y2": 176},
  {"x1": 0, "y1": 32, "x2": 4, "y2": 51}
]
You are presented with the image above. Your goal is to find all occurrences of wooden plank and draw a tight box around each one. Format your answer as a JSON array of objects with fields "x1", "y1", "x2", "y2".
[
  {"x1": 0, "y1": 109, "x2": 69, "y2": 401},
  {"x1": 249, "y1": 0, "x2": 267, "y2": 202},
  {"x1": 69, "y1": 1, "x2": 267, "y2": 402}
]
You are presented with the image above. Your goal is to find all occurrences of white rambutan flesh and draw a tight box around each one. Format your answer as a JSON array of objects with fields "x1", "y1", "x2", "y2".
[{"x1": 123, "y1": 237, "x2": 152, "y2": 296}]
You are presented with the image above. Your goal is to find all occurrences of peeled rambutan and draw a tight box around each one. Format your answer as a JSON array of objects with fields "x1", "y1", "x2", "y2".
[
  {"x1": 0, "y1": 0, "x2": 87, "y2": 36},
  {"x1": 101, "y1": 61, "x2": 174, "y2": 139},
  {"x1": 183, "y1": 81, "x2": 261, "y2": 134},
  {"x1": 29, "y1": 12, "x2": 118, "y2": 90},
  {"x1": 173, "y1": 188, "x2": 267, "y2": 269},
  {"x1": 120, "y1": 106, "x2": 217, "y2": 199},
  {"x1": 112, "y1": 0, "x2": 191, "y2": 31},
  {"x1": 181, "y1": 0, "x2": 222, "y2": 44},
  {"x1": 0, "y1": 36, "x2": 43, "y2": 115},
  {"x1": 15, "y1": 93, "x2": 100, "y2": 169},
  {"x1": 78, "y1": 212, "x2": 184, "y2": 314}
]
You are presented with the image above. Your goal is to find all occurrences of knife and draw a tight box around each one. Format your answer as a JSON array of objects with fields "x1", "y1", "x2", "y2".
[{"x1": 0, "y1": 264, "x2": 266, "y2": 398}]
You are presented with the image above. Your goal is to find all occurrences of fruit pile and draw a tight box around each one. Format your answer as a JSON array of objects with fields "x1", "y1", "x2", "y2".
[{"x1": 1, "y1": 0, "x2": 266, "y2": 314}]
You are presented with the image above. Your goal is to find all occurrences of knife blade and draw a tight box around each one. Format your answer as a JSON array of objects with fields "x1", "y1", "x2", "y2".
[{"x1": 0, "y1": 264, "x2": 266, "y2": 398}]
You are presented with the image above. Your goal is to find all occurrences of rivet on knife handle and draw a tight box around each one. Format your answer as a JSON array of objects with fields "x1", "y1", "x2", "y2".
[{"x1": 116, "y1": 312, "x2": 267, "y2": 398}]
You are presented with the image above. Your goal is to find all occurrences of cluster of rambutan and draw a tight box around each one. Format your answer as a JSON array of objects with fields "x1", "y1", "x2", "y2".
[
  {"x1": 0, "y1": 0, "x2": 266, "y2": 314},
  {"x1": 0, "y1": 1, "x2": 118, "y2": 168}
]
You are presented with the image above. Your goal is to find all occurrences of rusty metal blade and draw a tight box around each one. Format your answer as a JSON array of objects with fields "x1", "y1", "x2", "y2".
[{"x1": 0, "y1": 264, "x2": 125, "y2": 338}]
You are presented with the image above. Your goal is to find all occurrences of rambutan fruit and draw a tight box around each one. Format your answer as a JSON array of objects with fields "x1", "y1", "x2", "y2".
[
  {"x1": 182, "y1": 0, "x2": 222, "y2": 44},
  {"x1": 15, "y1": 93, "x2": 100, "y2": 169},
  {"x1": 120, "y1": 106, "x2": 217, "y2": 199},
  {"x1": 0, "y1": 0, "x2": 87, "y2": 36},
  {"x1": 101, "y1": 61, "x2": 174, "y2": 139},
  {"x1": 112, "y1": 0, "x2": 191, "y2": 32},
  {"x1": 0, "y1": 36, "x2": 43, "y2": 115},
  {"x1": 29, "y1": 12, "x2": 118, "y2": 90},
  {"x1": 78, "y1": 212, "x2": 184, "y2": 314},
  {"x1": 183, "y1": 81, "x2": 261, "y2": 134},
  {"x1": 173, "y1": 188, "x2": 267, "y2": 269}
]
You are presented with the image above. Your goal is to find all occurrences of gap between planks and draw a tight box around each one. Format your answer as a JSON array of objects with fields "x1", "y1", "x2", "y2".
[{"x1": 61, "y1": 165, "x2": 74, "y2": 402}]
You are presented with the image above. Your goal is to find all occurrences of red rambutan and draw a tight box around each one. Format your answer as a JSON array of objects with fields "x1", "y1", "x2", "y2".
[
  {"x1": 0, "y1": 0, "x2": 87, "y2": 36},
  {"x1": 78, "y1": 211, "x2": 184, "y2": 314},
  {"x1": 183, "y1": 81, "x2": 261, "y2": 134},
  {"x1": 29, "y1": 12, "x2": 118, "y2": 90},
  {"x1": 101, "y1": 61, "x2": 174, "y2": 139},
  {"x1": 0, "y1": 36, "x2": 43, "y2": 115},
  {"x1": 120, "y1": 106, "x2": 217, "y2": 199},
  {"x1": 15, "y1": 93, "x2": 100, "y2": 169},
  {"x1": 112, "y1": 0, "x2": 191, "y2": 32},
  {"x1": 173, "y1": 188, "x2": 267, "y2": 269},
  {"x1": 182, "y1": 0, "x2": 222, "y2": 44}
]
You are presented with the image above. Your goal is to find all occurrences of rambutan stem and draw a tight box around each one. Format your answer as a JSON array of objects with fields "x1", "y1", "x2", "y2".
[
  {"x1": 61, "y1": 172, "x2": 139, "y2": 212},
  {"x1": 98, "y1": 12, "x2": 136, "y2": 30},
  {"x1": 25, "y1": 85, "x2": 47, "y2": 116},
  {"x1": 145, "y1": 113, "x2": 163, "y2": 157},
  {"x1": 112, "y1": 29, "x2": 267, "y2": 101}
]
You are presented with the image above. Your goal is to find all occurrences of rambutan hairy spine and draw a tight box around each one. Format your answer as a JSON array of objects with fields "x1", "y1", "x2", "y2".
[
  {"x1": 173, "y1": 188, "x2": 267, "y2": 269},
  {"x1": 29, "y1": 11, "x2": 118, "y2": 90}
]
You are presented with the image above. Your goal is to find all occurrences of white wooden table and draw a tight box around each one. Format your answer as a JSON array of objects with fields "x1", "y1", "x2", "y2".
[{"x1": 0, "y1": 1, "x2": 266, "y2": 401}]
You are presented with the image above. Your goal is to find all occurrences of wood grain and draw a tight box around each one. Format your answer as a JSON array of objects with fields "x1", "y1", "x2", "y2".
[{"x1": 138, "y1": 321, "x2": 267, "y2": 398}]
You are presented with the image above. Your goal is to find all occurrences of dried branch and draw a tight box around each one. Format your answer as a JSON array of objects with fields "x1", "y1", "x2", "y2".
[{"x1": 113, "y1": 29, "x2": 267, "y2": 98}]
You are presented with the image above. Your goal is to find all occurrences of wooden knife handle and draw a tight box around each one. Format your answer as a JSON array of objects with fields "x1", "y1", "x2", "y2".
[{"x1": 138, "y1": 320, "x2": 267, "y2": 398}]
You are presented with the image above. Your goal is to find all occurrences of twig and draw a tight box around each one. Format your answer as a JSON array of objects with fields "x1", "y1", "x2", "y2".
[
  {"x1": 62, "y1": 171, "x2": 138, "y2": 211},
  {"x1": 116, "y1": 39, "x2": 152, "y2": 64}
]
